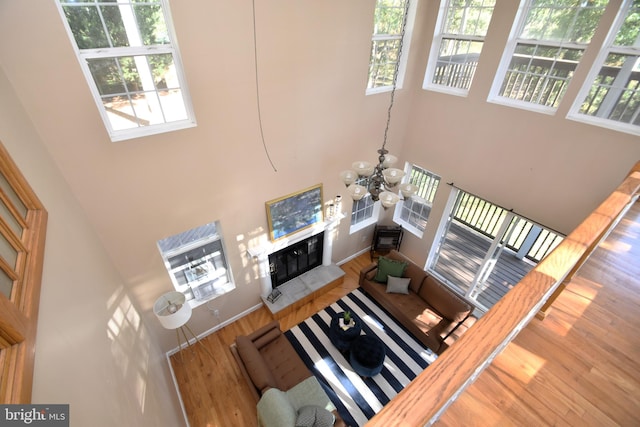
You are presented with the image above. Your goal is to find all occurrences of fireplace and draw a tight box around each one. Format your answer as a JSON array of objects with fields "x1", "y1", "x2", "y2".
[{"x1": 268, "y1": 232, "x2": 324, "y2": 288}]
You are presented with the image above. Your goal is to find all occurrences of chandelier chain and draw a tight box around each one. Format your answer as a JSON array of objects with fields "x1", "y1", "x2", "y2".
[
  {"x1": 252, "y1": 0, "x2": 278, "y2": 172},
  {"x1": 381, "y1": 0, "x2": 411, "y2": 153}
]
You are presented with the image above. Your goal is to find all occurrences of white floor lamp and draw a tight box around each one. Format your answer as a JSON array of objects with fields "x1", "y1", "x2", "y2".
[{"x1": 153, "y1": 291, "x2": 214, "y2": 361}]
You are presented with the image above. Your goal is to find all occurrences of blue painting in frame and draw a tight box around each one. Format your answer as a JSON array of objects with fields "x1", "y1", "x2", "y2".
[{"x1": 266, "y1": 184, "x2": 324, "y2": 241}]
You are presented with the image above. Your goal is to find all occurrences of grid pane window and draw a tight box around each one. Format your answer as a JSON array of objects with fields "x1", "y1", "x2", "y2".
[
  {"x1": 350, "y1": 176, "x2": 378, "y2": 229},
  {"x1": 573, "y1": 0, "x2": 640, "y2": 131},
  {"x1": 367, "y1": 0, "x2": 412, "y2": 92},
  {"x1": 394, "y1": 164, "x2": 441, "y2": 235},
  {"x1": 426, "y1": 0, "x2": 496, "y2": 93},
  {"x1": 57, "y1": 0, "x2": 195, "y2": 141},
  {"x1": 157, "y1": 221, "x2": 235, "y2": 304},
  {"x1": 351, "y1": 196, "x2": 375, "y2": 225},
  {"x1": 349, "y1": 177, "x2": 382, "y2": 233},
  {"x1": 493, "y1": 0, "x2": 608, "y2": 109}
]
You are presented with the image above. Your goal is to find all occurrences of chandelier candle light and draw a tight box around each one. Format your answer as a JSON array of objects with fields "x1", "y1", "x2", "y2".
[{"x1": 340, "y1": 0, "x2": 416, "y2": 208}]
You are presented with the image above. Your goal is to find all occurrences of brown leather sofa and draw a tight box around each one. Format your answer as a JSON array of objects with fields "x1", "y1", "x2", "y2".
[
  {"x1": 231, "y1": 320, "x2": 346, "y2": 426},
  {"x1": 359, "y1": 250, "x2": 476, "y2": 354}
]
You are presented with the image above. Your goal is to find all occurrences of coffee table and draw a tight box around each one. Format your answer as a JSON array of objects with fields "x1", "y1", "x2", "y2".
[{"x1": 328, "y1": 312, "x2": 362, "y2": 352}]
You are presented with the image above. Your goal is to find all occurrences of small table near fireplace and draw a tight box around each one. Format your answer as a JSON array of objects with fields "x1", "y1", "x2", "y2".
[{"x1": 328, "y1": 312, "x2": 362, "y2": 353}]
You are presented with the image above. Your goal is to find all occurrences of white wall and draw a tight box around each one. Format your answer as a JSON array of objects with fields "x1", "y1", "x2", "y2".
[{"x1": 0, "y1": 68, "x2": 184, "y2": 426}]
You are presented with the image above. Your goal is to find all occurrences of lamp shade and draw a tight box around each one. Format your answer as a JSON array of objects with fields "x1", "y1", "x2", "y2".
[
  {"x1": 347, "y1": 183, "x2": 367, "y2": 201},
  {"x1": 352, "y1": 161, "x2": 374, "y2": 177},
  {"x1": 340, "y1": 170, "x2": 358, "y2": 186},
  {"x1": 382, "y1": 154, "x2": 398, "y2": 168},
  {"x1": 382, "y1": 168, "x2": 405, "y2": 185},
  {"x1": 399, "y1": 182, "x2": 418, "y2": 198},
  {"x1": 379, "y1": 191, "x2": 400, "y2": 208},
  {"x1": 153, "y1": 291, "x2": 192, "y2": 330}
]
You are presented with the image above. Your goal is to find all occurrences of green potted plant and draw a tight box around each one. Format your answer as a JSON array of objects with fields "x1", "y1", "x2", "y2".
[{"x1": 343, "y1": 311, "x2": 352, "y2": 326}]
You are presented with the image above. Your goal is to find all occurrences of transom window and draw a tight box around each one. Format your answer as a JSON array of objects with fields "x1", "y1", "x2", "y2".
[
  {"x1": 157, "y1": 221, "x2": 234, "y2": 306},
  {"x1": 393, "y1": 164, "x2": 441, "y2": 237},
  {"x1": 570, "y1": 0, "x2": 640, "y2": 135},
  {"x1": 56, "y1": 0, "x2": 196, "y2": 141},
  {"x1": 367, "y1": 0, "x2": 415, "y2": 94},
  {"x1": 490, "y1": 0, "x2": 608, "y2": 112},
  {"x1": 425, "y1": 0, "x2": 497, "y2": 95}
]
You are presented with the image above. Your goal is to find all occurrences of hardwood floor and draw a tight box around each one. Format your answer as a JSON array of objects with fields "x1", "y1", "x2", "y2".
[
  {"x1": 435, "y1": 201, "x2": 640, "y2": 426},
  {"x1": 169, "y1": 253, "x2": 368, "y2": 427},
  {"x1": 170, "y1": 202, "x2": 640, "y2": 426}
]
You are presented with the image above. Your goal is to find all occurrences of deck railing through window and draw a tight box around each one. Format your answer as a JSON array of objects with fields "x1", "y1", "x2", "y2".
[
  {"x1": 452, "y1": 191, "x2": 563, "y2": 263},
  {"x1": 434, "y1": 47, "x2": 639, "y2": 124},
  {"x1": 580, "y1": 65, "x2": 640, "y2": 125},
  {"x1": 432, "y1": 53, "x2": 480, "y2": 90}
]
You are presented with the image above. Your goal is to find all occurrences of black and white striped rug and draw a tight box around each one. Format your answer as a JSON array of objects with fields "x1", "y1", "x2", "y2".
[{"x1": 284, "y1": 288, "x2": 437, "y2": 427}]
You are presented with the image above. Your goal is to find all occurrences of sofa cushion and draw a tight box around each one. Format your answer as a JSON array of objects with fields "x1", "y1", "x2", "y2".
[
  {"x1": 374, "y1": 256, "x2": 407, "y2": 283},
  {"x1": 295, "y1": 406, "x2": 335, "y2": 427},
  {"x1": 418, "y1": 275, "x2": 471, "y2": 322},
  {"x1": 253, "y1": 327, "x2": 283, "y2": 350},
  {"x1": 286, "y1": 376, "x2": 337, "y2": 418},
  {"x1": 383, "y1": 250, "x2": 426, "y2": 293},
  {"x1": 386, "y1": 276, "x2": 410, "y2": 294},
  {"x1": 257, "y1": 388, "x2": 297, "y2": 427},
  {"x1": 260, "y1": 334, "x2": 312, "y2": 392},
  {"x1": 236, "y1": 335, "x2": 278, "y2": 393},
  {"x1": 403, "y1": 262, "x2": 427, "y2": 294}
]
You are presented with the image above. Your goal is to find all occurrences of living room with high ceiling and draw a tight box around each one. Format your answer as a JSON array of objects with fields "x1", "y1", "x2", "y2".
[{"x1": 0, "y1": 0, "x2": 638, "y2": 426}]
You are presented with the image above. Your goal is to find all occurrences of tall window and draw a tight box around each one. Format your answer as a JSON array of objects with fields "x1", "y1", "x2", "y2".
[
  {"x1": 157, "y1": 221, "x2": 234, "y2": 306},
  {"x1": 56, "y1": 0, "x2": 196, "y2": 142},
  {"x1": 350, "y1": 178, "x2": 382, "y2": 233},
  {"x1": 425, "y1": 0, "x2": 497, "y2": 95},
  {"x1": 428, "y1": 187, "x2": 563, "y2": 311},
  {"x1": 0, "y1": 141, "x2": 47, "y2": 403},
  {"x1": 367, "y1": 0, "x2": 415, "y2": 94},
  {"x1": 490, "y1": 0, "x2": 608, "y2": 112},
  {"x1": 393, "y1": 164, "x2": 441, "y2": 237},
  {"x1": 570, "y1": 0, "x2": 640, "y2": 135}
]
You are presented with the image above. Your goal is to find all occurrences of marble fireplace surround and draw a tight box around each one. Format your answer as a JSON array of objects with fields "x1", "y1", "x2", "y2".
[{"x1": 247, "y1": 215, "x2": 345, "y2": 318}]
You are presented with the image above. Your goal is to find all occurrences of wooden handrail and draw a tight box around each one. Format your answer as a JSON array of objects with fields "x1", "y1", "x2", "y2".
[{"x1": 368, "y1": 161, "x2": 640, "y2": 427}]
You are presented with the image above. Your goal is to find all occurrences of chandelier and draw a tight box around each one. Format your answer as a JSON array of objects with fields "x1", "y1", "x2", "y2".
[{"x1": 340, "y1": 0, "x2": 416, "y2": 209}]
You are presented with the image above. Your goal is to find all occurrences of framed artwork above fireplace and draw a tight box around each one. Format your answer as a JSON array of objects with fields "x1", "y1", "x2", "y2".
[{"x1": 266, "y1": 184, "x2": 323, "y2": 241}]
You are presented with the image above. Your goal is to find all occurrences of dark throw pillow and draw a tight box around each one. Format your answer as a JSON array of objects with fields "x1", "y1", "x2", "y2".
[
  {"x1": 374, "y1": 256, "x2": 408, "y2": 283},
  {"x1": 295, "y1": 405, "x2": 335, "y2": 427}
]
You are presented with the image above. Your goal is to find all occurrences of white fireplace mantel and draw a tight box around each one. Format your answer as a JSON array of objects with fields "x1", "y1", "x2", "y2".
[{"x1": 247, "y1": 214, "x2": 343, "y2": 297}]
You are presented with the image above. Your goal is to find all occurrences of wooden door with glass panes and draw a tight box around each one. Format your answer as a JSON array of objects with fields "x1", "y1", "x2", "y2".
[{"x1": 0, "y1": 141, "x2": 47, "y2": 403}]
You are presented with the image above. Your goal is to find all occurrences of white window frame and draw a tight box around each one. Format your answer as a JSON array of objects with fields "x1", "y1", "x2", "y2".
[
  {"x1": 488, "y1": 0, "x2": 608, "y2": 115},
  {"x1": 366, "y1": 0, "x2": 418, "y2": 95},
  {"x1": 157, "y1": 221, "x2": 234, "y2": 309},
  {"x1": 567, "y1": 0, "x2": 640, "y2": 136},
  {"x1": 56, "y1": 0, "x2": 196, "y2": 142},
  {"x1": 393, "y1": 162, "x2": 441, "y2": 238},
  {"x1": 349, "y1": 180, "x2": 382, "y2": 234},
  {"x1": 424, "y1": 0, "x2": 497, "y2": 97}
]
